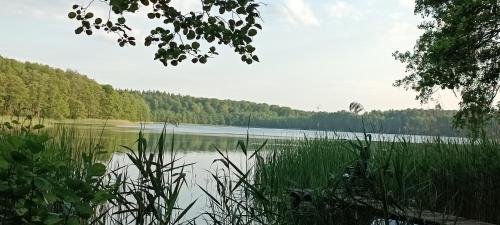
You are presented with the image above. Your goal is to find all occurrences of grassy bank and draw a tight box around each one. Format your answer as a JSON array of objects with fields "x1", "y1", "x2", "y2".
[{"x1": 256, "y1": 135, "x2": 500, "y2": 224}]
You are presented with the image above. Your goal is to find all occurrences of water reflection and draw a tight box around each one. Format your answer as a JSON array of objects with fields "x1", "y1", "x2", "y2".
[
  {"x1": 46, "y1": 123, "x2": 456, "y2": 224},
  {"x1": 48, "y1": 123, "x2": 268, "y2": 154},
  {"x1": 47, "y1": 123, "x2": 267, "y2": 219}
]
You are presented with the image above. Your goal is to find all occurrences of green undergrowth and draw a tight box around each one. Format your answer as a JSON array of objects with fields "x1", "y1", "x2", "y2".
[{"x1": 0, "y1": 118, "x2": 116, "y2": 225}]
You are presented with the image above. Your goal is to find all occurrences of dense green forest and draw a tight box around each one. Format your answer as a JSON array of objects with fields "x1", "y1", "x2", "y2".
[{"x1": 0, "y1": 56, "x2": 487, "y2": 136}]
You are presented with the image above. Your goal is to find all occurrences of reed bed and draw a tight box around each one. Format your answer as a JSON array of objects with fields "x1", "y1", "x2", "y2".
[
  {"x1": 256, "y1": 135, "x2": 500, "y2": 224},
  {"x1": 3, "y1": 118, "x2": 499, "y2": 225}
]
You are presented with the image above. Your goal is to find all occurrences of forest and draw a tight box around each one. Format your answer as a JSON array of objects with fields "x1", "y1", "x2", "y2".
[{"x1": 0, "y1": 56, "x2": 482, "y2": 136}]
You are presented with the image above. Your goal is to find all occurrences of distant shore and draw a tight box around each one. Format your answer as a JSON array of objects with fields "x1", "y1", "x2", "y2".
[{"x1": 0, "y1": 116, "x2": 146, "y2": 127}]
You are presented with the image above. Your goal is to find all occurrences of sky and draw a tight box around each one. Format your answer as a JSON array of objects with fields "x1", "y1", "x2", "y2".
[{"x1": 0, "y1": 0, "x2": 461, "y2": 112}]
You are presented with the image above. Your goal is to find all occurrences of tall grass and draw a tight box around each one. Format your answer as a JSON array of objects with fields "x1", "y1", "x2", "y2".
[
  {"x1": 98, "y1": 127, "x2": 196, "y2": 225},
  {"x1": 0, "y1": 119, "x2": 199, "y2": 225},
  {"x1": 257, "y1": 135, "x2": 500, "y2": 224},
  {"x1": 3, "y1": 117, "x2": 499, "y2": 225}
]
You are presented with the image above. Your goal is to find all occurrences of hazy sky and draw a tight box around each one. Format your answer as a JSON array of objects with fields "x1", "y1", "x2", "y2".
[{"x1": 0, "y1": 0, "x2": 461, "y2": 112}]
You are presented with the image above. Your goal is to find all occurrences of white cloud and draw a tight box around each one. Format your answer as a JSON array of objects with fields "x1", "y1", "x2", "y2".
[
  {"x1": 0, "y1": 0, "x2": 68, "y2": 20},
  {"x1": 281, "y1": 0, "x2": 320, "y2": 26},
  {"x1": 387, "y1": 22, "x2": 412, "y2": 40},
  {"x1": 398, "y1": 0, "x2": 415, "y2": 9},
  {"x1": 170, "y1": 0, "x2": 202, "y2": 13},
  {"x1": 328, "y1": 1, "x2": 360, "y2": 19},
  {"x1": 382, "y1": 21, "x2": 419, "y2": 48}
]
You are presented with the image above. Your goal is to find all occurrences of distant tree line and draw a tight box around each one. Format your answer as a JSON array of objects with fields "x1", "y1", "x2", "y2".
[
  {"x1": 0, "y1": 57, "x2": 149, "y2": 120},
  {"x1": 2, "y1": 56, "x2": 495, "y2": 136}
]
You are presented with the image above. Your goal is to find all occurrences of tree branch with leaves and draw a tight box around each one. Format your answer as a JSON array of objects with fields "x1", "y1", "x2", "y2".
[
  {"x1": 68, "y1": 0, "x2": 263, "y2": 66},
  {"x1": 394, "y1": 0, "x2": 500, "y2": 134}
]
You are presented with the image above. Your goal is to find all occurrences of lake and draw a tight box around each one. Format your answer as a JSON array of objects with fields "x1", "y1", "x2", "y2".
[{"x1": 54, "y1": 122, "x2": 464, "y2": 222}]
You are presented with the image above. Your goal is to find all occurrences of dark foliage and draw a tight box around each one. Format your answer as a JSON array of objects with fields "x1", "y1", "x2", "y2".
[
  {"x1": 0, "y1": 121, "x2": 115, "y2": 225},
  {"x1": 68, "y1": 0, "x2": 262, "y2": 66},
  {"x1": 394, "y1": 0, "x2": 500, "y2": 133}
]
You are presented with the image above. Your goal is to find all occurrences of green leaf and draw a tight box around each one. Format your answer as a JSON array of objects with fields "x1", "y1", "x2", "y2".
[
  {"x1": 61, "y1": 190, "x2": 80, "y2": 203},
  {"x1": 68, "y1": 12, "x2": 77, "y2": 19},
  {"x1": 246, "y1": 45, "x2": 255, "y2": 53},
  {"x1": 85, "y1": 12, "x2": 94, "y2": 19},
  {"x1": 87, "y1": 163, "x2": 106, "y2": 177},
  {"x1": 43, "y1": 214, "x2": 62, "y2": 225},
  {"x1": 145, "y1": 39, "x2": 152, "y2": 46},
  {"x1": 93, "y1": 190, "x2": 112, "y2": 203},
  {"x1": 117, "y1": 17, "x2": 126, "y2": 24},
  {"x1": 252, "y1": 55, "x2": 259, "y2": 62},
  {"x1": 206, "y1": 35, "x2": 215, "y2": 43},
  {"x1": 75, "y1": 27, "x2": 84, "y2": 34},
  {"x1": 75, "y1": 203, "x2": 93, "y2": 219},
  {"x1": 208, "y1": 17, "x2": 216, "y2": 24},
  {"x1": 187, "y1": 30, "x2": 196, "y2": 40},
  {"x1": 43, "y1": 191, "x2": 58, "y2": 204},
  {"x1": 236, "y1": 7, "x2": 246, "y2": 14},
  {"x1": 192, "y1": 42, "x2": 200, "y2": 49},
  {"x1": 248, "y1": 29, "x2": 257, "y2": 36},
  {"x1": 34, "y1": 177, "x2": 52, "y2": 191},
  {"x1": 237, "y1": 140, "x2": 247, "y2": 155},
  {"x1": 26, "y1": 139, "x2": 44, "y2": 153}
]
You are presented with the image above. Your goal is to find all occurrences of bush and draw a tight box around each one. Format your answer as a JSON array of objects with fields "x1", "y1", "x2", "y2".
[{"x1": 0, "y1": 120, "x2": 114, "y2": 225}]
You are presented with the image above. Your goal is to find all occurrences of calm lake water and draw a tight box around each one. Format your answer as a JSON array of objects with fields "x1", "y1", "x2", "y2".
[
  {"x1": 63, "y1": 122, "x2": 463, "y2": 157},
  {"x1": 55, "y1": 123, "x2": 463, "y2": 222}
]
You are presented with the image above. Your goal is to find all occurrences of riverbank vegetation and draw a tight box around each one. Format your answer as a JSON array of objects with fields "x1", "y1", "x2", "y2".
[
  {"x1": 1, "y1": 119, "x2": 499, "y2": 225},
  {"x1": 257, "y1": 135, "x2": 500, "y2": 224},
  {"x1": 2, "y1": 56, "x2": 498, "y2": 136},
  {"x1": 0, "y1": 120, "x2": 117, "y2": 224},
  {"x1": 0, "y1": 119, "x2": 204, "y2": 225}
]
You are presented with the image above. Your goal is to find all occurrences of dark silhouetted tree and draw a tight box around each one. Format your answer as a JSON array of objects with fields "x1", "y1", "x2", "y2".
[
  {"x1": 394, "y1": 0, "x2": 500, "y2": 133},
  {"x1": 68, "y1": 0, "x2": 263, "y2": 66}
]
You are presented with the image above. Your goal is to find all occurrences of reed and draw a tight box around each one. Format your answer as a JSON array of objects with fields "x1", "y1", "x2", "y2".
[
  {"x1": 256, "y1": 134, "x2": 500, "y2": 224},
  {"x1": 2, "y1": 118, "x2": 499, "y2": 225}
]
